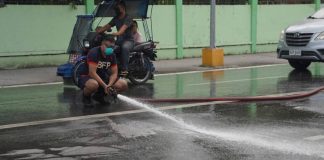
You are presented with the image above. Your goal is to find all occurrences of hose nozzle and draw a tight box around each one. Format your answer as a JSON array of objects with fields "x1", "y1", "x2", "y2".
[{"x1": 107, "y1": 86, "x2": 118, "y2": 103}]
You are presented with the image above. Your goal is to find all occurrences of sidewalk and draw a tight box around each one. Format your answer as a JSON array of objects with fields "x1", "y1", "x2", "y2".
[
  {"x1": 154, "y1": 52, "x2": 286, "y2": 74},
  {"x1": 0, "y1": 52, "x2": 286, "y2": 86}
]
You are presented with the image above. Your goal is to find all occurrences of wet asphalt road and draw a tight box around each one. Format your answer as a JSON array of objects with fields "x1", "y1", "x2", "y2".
[{"x1": 0, "y1": 64, "x2": 324, "y2": 160}]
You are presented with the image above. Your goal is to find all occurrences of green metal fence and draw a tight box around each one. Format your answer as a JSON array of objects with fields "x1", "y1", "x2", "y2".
[
  {"x1": 0, "y1": 0, "x2": 322, "y2": 68},
  {"x1": 3, "y1": 0, "x2": 316, "y2": 5}
]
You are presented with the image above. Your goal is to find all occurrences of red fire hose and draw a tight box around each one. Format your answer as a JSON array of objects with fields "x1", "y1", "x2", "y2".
[{"x1": 140, "y1": 86, "x2": 324, "y2": 103}]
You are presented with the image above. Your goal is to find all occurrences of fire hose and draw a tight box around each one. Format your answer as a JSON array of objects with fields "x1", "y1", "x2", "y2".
[{"x1": 139, "y1": 86, "x2": 324, "y2": 103}]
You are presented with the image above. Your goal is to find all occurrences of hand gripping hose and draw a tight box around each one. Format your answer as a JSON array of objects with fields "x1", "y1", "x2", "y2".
[{"x1": 140, "y1": 86, "x2": 324, "y2": 103}]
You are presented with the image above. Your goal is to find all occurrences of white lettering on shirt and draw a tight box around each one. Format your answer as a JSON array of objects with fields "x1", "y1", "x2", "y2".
[{"x1": 97, "y1": 61, "x2": 111, "y2": 69}]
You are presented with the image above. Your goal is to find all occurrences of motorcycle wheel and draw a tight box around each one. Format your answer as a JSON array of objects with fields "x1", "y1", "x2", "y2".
[
  {"x1": 72, "y1": 60, "x2": 86, "y2": 86},
  {"x1": 128, "y1": 56, "x2": 152, "y2": 85}
]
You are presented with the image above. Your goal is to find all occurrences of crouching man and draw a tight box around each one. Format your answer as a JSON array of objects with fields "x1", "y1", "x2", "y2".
[{"x1": 78, "y1": 34, "x2": 128, "y2": 105}]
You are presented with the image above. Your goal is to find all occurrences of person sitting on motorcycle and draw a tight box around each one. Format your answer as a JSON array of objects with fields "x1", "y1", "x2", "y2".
[
  {"x1": 96, "y1": 1, "x2": 133, "y2": 77},
  {"x1": 79, "y1": 34, "x2": 128, "y2": 105},
  {"x1": 132, "y1": 20, "x2": 144, "y2": 44}
]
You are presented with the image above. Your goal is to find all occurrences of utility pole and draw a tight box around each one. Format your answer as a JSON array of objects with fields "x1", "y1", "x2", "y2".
[
  {"x1": 202, "y1": 0, "x2": 224, "y2": 67},
  {"x1": 210, "y1": 0, "x2": 216, "y2": 48}
]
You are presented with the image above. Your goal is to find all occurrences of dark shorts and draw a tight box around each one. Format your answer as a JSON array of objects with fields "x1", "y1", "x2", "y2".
[{"x1": 77, "y1": 75, "x2": 91, "y2": 89}]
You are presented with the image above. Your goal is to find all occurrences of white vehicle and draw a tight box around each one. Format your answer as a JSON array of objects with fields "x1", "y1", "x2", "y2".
[{"x1": 277, "y1": 8, "x2": 324, "y2": 70}]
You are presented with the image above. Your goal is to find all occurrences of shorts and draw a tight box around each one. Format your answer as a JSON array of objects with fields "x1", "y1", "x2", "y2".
[{"x1": 77, "y1": 75, "x2": 92, "y2": 89}]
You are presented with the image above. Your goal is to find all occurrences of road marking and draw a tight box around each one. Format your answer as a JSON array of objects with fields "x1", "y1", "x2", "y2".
[
  {"x1": 188, "y1": 76, "x2": 286, "y2": 86},
  {"x1": 0, "y1": 82, "x2": 63, "y2": 89},
  {"x1": 304, "y1": 135, "x2": 324, "y2": 141},
  {"x1": 0, "y1": 64, "x2": 287, "y2": 89},
  {"x1": 0, "y1": 101, "x2": 232, "y2": 130},
  {"x1": 155, "y1": 64, "x2": 287, "y2": 77}
]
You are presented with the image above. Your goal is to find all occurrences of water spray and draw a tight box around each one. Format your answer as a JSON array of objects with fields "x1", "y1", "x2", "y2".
[{"x1": 116, "y1": 91, "x2": 324, "y2": 158}]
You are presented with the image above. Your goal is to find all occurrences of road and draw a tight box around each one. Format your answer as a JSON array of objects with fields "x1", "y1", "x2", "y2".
[{"x1": 0, "y1": 63, "x2": 323, "y2": 160}]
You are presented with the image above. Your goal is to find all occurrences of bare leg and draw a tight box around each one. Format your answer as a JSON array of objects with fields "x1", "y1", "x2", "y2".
[
  {"x1": 113, "y1": 79, "x2": 128, "y2": 93},
  {"x1": 83, "y1": 79, "x2": 99, "y2": 96}
]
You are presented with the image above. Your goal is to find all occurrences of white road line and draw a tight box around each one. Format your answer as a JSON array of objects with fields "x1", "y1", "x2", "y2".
[
  {"x1": 0, "y1": 101, "x2": 232, "y2": 130},
  {"x1": 0, "y1": 64, "x2": 287, "y2": 89},
  {"x1": 155, "y1": 64, "x2": 287, "y2": 77},
  {"x1": 0, "y1": 82, "x2": 63, "y2": 89},
  {"x1": 304, "y1": 135, "x2": 324, "y2": 141},
  {"x1": 188, "y1": 76, "x2": 286, "y2": 86}
]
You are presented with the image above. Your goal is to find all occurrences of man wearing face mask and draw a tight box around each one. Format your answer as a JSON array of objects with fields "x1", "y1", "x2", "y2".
[
  {"x1": 78, "y1": 34, "x2": 128, "y2": 105},
  {"x1": 96, "y1": 0, "x2": 133, "y2": 77}
]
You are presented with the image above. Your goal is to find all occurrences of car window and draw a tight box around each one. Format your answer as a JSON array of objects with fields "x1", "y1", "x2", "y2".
[{"x1": 310, "y1": 9, "x2": 324, "y2": 19}]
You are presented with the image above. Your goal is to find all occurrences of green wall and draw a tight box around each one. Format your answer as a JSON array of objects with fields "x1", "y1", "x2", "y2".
[
  {"x1": 0, "y1": 5, "x2": 84, "y2": 57},
  {"x1": 182, "y1": 5, "x2": 251, "y2": 57},
  {"x1": 184, "y1": 5, "x2": 251, "y2": 48},
  {"x1": 256, "y1": 4, "x2": 315, "y2": 52},
  {"x1": 0, "y1": 4, "x2": 318, "y2": 69}
]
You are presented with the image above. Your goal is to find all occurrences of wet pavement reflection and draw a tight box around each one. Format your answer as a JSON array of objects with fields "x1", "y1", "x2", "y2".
[{"x1": 0, "y1": 64, "x2": 324, "y2": 159}]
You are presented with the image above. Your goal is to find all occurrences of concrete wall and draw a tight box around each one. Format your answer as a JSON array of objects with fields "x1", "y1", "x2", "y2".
[
  {"x1": 0, "y1": 4, "x2": 317, "y2": 68},
  {"x1": 182, "y1": 5, "x2": 252, "y2": 58},
  {"x1": 256, "y1": 4, "x2": 315, "y2": 52},
  {"x1": 0, "y1": 5, "x2": 84, "y2": 56}
]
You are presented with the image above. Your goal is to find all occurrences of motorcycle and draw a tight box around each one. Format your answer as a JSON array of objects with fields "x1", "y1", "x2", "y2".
[
  {"x1": 72, "y1": 32, "x2": 157, "y2": 86},
  {"x1": 57, "y1": 0, "x2": 157, "y2": 86}
]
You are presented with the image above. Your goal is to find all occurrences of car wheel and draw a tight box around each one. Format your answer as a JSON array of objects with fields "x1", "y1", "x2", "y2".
[{"x1": 288, "y1": 60, "x2": 311, "y2": 70}]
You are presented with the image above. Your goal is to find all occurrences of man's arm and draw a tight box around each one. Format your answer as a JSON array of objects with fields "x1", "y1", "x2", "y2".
[
  {"x1": 112, "y1": 16, "x2": 132, "y2": 36},
  {"x1": 96, "y1": 17, "x2": 115, "y2": 33},
  {"x1": 107, "y1": 65, "x2": 118, "y2": 87},
  {"x1": 88, "y1": 63, "x2": 108, "y2": 89},
  {"x1": 112, "y1": 24, "x2": 128, "y2": 36},
  {"x1": 96, "y1": 23, "x2": 112, "y2": 33}
]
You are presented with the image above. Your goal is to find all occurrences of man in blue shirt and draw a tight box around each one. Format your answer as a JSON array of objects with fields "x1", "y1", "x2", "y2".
[
  {"x1": 78, "y1": 35, "x2": 128, "y2": 104},
  {"x1": 96, "y1": 0, "x2": 134, "y2": 77}
]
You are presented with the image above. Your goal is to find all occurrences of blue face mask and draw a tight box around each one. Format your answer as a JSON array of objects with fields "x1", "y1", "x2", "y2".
[{"x1": 105, "y1": 47, "x2": 114, "y2": 56}]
